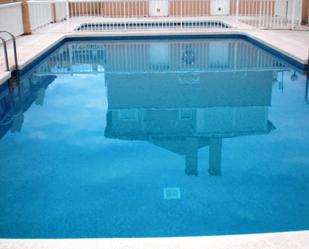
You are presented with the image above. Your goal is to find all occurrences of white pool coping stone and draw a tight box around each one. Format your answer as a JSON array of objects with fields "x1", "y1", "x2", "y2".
[{"x1": 0, "y1": 231, "x2": 309, "y2": 249}]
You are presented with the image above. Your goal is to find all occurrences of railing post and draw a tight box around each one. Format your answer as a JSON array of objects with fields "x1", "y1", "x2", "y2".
[
  {"x1": 180, "y1": 0, "x2": 182, "y2": 29},
  {"x1": 302, "y1": 0, "x2": 309, "y2": 24},
  {"x1": 52, "y1": 0, "x2": 57, "y2": 23},
  {"x1": 235, "y1": 0, "x2": 239, "y2": 26},
  {"x1": 21, "y1": 0, "x2": 32, "y2": 34},
  {"x1": 258, "y1": 0, "x2": 262, "y2": 28},
  {"x1": 291, "y1": 0, "x2": 296, "y2": 29},
  {"x1": 124, "y1": 0, "x2": 127, "y2": 31},
  {"x1": 66, "y1": 0, "x2": 70, "y2": 20}
]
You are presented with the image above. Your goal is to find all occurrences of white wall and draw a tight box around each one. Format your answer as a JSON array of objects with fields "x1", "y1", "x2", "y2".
[{"x1": 0, "y1": 3, "x2": 24, "y2": 40}]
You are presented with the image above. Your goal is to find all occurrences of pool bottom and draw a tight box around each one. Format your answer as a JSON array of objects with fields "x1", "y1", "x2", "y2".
[{"x1": 0, "y1": 37, "x2": 309, "y2": 239}]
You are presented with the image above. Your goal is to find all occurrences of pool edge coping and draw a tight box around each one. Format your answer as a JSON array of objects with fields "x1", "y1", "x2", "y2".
[{"x1": 0, "y1": 230, "x2": 309, "y2": 249}]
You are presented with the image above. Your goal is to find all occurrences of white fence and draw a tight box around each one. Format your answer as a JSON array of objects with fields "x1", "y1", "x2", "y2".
[
  {"x1": 0, "y1": 0, "x2": 304, "y2": 35},
  {"x1": 236, "y1": 0, "x2": 303, "y2": 29},
  {"x1": 66, "y1": 0, "x2": 303, "y2": 30},
  {"x1": 28, "y1": 1, "x2": 54, "y2": 30},
  {"x1": 0, "y1": 2, "x2": 24, "y2": 39},
  {"x1": 55, "y1": 0, "x2": 68, "y2": 21}
]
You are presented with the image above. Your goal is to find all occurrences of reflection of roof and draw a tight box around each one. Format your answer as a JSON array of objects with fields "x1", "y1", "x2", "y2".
[
  {"x1": 105, "y1": 107, "x2": 276, "y2": 155},
  {"x1": 149, "y1": 122, "x2": 276, "y2": 155},
  {"x1": 150, "y1": 137, "x2": 209, "y2": 155},
  {"x1": 105, "y1": 121, "x2": 275, "y2": 155}
]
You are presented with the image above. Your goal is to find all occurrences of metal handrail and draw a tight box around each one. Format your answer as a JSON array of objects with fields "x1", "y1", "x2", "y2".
[
  {"x1": 0, "y1": 37, "x2": 9, "y2": 71},
  {"x1": 305, "y1": 50, "x2": 309, "y2": 105},
  {"x1": 0, "y1": 30, "x2": 19, "y2": 75},
  {"x1": 305, "y1": 78, "x2": 309, "y2": 105}
]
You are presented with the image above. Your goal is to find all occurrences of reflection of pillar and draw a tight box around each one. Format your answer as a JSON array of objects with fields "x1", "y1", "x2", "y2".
[
  {"x1": 185, "y1": 137, "x2": 198, "y2": 176},
  {"x1": 208, "y1": 138, "x2": 222, "y2": 176},
  {"x1": 35, "y1": 88, "x2": 45, "y2": 106},
  {"x1": 68, "y1": 44, "x2": 73, "y2": 74}
]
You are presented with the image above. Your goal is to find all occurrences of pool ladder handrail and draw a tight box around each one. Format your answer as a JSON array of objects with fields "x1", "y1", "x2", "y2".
[
  {"x1": 305, "y1": 50, "x2": 309, "y2": 105},
  {"x1": 0, "y1": 36, "x2": 9, "y2": 71},
  {"x1": 0, "y1": 31, "x2": 19, "y2": 76}
]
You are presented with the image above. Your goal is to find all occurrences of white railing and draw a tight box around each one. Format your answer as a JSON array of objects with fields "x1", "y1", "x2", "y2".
[
  {"x1": 55, "y1": 0, "x2": 68, "y2": 21},
  {"x1": 0, "y1": 0, "x2": 304, "y2": 36},
  {"x1": 236, "y1": 0, "x2": 302, "y2": 29},
  {"x1": 28, "y1": 1, "x2": 54, "y2": 30},
  {"x1": 67, "y1": 0, "x2": 302, "y2": 30},
  {"x1": 0, "y1": 2, "x2": 24, "y2": 39}
]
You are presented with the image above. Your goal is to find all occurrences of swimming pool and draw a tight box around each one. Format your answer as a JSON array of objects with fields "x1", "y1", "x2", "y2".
[{"x1": 0, "y1": 36, "x2": 309, "y2": 238}]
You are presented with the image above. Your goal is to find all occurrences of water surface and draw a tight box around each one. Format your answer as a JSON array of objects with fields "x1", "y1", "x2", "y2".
[{"x1": 0, "y1": 38, "x2": 309, "y2": 238}]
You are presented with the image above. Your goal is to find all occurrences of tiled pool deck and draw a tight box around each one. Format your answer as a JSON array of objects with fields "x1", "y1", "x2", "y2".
[{"x1": 0, "y1": 22, "x2": 309, "y2": 248}]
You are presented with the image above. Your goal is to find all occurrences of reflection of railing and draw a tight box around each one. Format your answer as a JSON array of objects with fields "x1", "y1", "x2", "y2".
[
  {"x1": 104, "y1": 40, "x2": 288, "y2": 73},
  {"x1": 34, "y1": 43, "x2": 106, "y2": 74},
  {"x1": 32, "y1": 40, "x2": 288, "y2": 75}
]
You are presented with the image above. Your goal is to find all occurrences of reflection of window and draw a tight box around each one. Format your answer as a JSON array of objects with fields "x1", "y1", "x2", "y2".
[
  {"x1": 118, "y1": 110, "x2": 138, "y2": 121},
  {"x1": 179, "y1": 109, "x2": 192, "y2": 120}
]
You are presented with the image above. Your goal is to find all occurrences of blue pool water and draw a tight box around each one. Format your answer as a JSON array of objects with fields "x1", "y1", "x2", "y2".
[{"x1": 0, "y1": 37, "x2": 309, "y2": 238}]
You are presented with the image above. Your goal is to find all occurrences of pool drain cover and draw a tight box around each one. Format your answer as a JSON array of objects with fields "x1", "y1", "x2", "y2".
[{"x1": 163, "y1": 188, "x2": 181, "y2": 199}]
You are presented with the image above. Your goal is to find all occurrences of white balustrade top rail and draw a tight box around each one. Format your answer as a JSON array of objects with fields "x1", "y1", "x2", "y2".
[{"x1": 0, "y1": 2, "x2": 24, "y2": 39}]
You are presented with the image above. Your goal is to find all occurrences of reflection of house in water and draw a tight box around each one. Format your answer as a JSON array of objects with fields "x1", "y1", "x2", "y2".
[
  {"x1": 36, "y1": 43, "x2": 106, "y2": 74},
  {"x1": 3, "y1": 39, "x2": 287, "y2": 175},
  {"x1": 103, "y1": 40, "x2": 286, "y2": 176},
  {"x1": 0, "y1": 75, "x2": 56, "y2": 138}
]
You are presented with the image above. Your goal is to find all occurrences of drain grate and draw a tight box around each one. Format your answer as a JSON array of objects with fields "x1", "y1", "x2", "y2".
[{"x1": 163, "y1": 187, "x2": 181, "y2": 200}]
